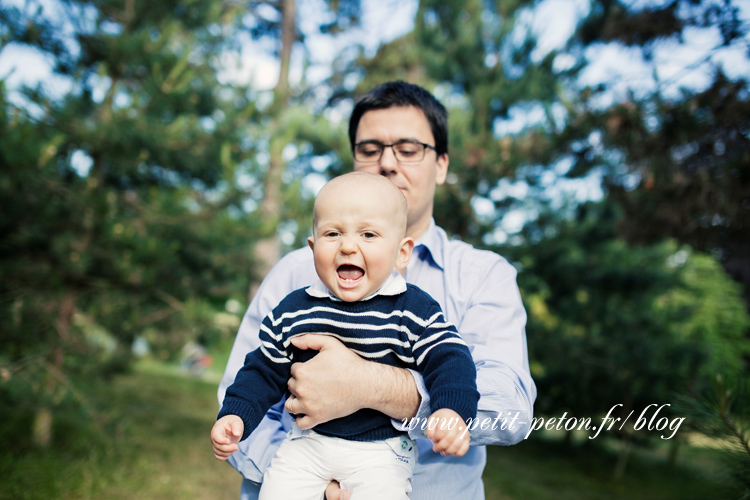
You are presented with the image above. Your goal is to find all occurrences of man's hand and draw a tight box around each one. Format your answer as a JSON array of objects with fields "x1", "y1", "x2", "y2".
[
  {"x1": 285, "y1": 334, "x2": 420, "y2": 429},
  {"x1": 286, "y1": 334, "x2": 370, "y2": 429},
  {"x1": 211, "y1": 415, "x2": 243, "y2": 460},
  {"x1": 425, "y1": 409, "x2": 470, "y2": 457},
  {"x1": 325, "y1": 481, "x2": 351, "y2": 500}
]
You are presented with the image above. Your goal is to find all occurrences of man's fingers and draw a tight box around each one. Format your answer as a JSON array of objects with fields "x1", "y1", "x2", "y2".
[
  {"x1": 285, "y1": 394, "x2": 300, "y2": 415},
  {"x1": 285, "y1": 394, "x2": 310, "y2": 417},
  {"x1": 325, "y1": 481, "x2": 351, "y2": 500},
  {"x1": 295, "y1": 413, "x2": 317, "y2": 430},
  {"x1": 290, "y1": 333, "x2": 336, "y2": 351},
  {"x1": 287, "y1": 370, "x2": 298, "y2": 393}
]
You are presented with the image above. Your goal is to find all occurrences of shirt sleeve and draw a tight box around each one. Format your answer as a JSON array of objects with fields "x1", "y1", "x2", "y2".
[
  {"x1": 218, "y1": 312, "x2": 292, "y2": 441},
  {"x1": 217, "y1": 249, "x2": 315, "y2": 482},
  {"x1": 401, "y1": 258, "x2": 536, "y2": 446},
  {"x1": 410, "y1": 299, "x2": 479, "y2": 425}
]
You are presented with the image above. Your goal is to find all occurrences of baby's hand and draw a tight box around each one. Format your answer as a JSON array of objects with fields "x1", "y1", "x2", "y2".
[
  {"x1": 425, "y1": 409, "x2": 470, "y2": 457},
  {"x1": 211, "y1": 415, "x2": 244, "y2": 461}
]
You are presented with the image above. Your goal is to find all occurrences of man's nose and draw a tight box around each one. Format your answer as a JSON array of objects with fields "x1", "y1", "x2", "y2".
[{"x1": 379, "y1": 145, "x2": 399, "y2": 176}]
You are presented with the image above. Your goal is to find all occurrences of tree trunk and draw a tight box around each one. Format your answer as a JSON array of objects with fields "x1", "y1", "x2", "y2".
[
  {"x1": 274, "y1": 0, "x2": 295, "y2": 104},
  {"x1": 249, "y1": 0, "x2": 296, "y2": 301},
  {"x1": 33, "y1": 291, "x2": 76, "y2": 448},
  {"x1": 667, "y1": 436, "x2": 680, "y2": 468},
  {"x1": 613, "y1": 432, "x2": 632, "y2": 479}
]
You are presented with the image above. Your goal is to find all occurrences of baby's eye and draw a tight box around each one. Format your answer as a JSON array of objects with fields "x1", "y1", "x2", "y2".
[
  {"x1": 325, "y1": 231, "x2": 340, "y2": 237},
  {"x1": 362, "y1": 232, "x2": 377, "y2": 239}
]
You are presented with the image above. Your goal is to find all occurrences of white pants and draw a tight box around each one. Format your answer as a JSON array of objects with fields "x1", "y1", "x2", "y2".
[{"x1": 259, "y1": 423, "x2": 417, "y2": 500}]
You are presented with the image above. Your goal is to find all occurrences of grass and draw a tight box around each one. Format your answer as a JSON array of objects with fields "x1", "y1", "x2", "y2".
[
  {"x1": 0, "y1": 361, "x2": 739, "y2": 500},
  {"x1": 483, "y1": 435, "x2": 737, "y2": 500},
  {"x1": 0, "y1": 360, "x2": 241, "y2": 500}
]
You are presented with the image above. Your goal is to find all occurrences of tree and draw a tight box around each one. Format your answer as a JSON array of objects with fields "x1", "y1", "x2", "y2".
[
  {"x1": 328, "y1": 0, "x2": 568, "y2": 241},
  {"x1": 240, "y1": 0, "x2": 362, "y2": 298},
  {"x1": 503, "y1": 200, "x2": 749, "y2": 472},
  {"x1": 0, "y1": 0, "x2": 257, "y2": 447},
  {"x1": 553, "y1": 0, "x2": 750, "y2": 302}
]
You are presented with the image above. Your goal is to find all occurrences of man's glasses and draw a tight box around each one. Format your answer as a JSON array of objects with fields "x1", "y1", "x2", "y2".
[{"x1": 353, "y1": 140, "x2": 437, "y2": 163}]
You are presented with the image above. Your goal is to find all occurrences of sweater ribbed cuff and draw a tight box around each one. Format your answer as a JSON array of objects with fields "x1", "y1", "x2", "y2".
[
  {"x1": 217, "y1": 398, "x2": 261, "y2": 441},
  {"x1": 430, "y1": 388, "x2": 480, "y2": 425}
]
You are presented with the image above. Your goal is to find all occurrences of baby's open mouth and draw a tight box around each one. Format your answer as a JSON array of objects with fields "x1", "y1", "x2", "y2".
[{"x1": 337, "y1": 264, "x2": 364, "y2": 282}]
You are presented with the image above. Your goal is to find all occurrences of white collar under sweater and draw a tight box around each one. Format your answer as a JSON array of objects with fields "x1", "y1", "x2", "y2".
[{"x1": 305, "y1": 270, "x2": 406, "y2": 302}]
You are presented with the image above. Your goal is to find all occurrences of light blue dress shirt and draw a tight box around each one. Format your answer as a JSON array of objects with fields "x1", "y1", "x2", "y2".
[{"x1": 218, "y1": 220, "x2": 536, "y2": 500}]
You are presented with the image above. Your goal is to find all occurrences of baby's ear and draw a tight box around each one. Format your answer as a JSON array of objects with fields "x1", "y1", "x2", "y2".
[
  {"x1": 307, "y1": 236, "x2": 315, "y2": 252},
  {"x1": 396, "y1": 237, "x2": 415, "y2": 274}
]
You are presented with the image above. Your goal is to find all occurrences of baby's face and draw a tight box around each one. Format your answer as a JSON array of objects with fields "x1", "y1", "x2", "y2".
[{"x1": 308, "y1": 178, "x2": 410, "y2": 302}]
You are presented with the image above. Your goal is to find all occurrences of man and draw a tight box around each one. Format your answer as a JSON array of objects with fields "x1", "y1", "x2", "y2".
[{"x1": 218, "y1": 81, "x2": 536, "y2": 500}]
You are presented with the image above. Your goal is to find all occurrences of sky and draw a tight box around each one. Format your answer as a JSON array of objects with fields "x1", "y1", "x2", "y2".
[
  {"x1": 2, "y1": 0, "x2": 746, "y2": 110},
  {"x1": 1, "y1": 0, "x2": 748, "y2": 240},
  {"x1": 217, "y1": 0, "x2": 419, "y2": 89}
]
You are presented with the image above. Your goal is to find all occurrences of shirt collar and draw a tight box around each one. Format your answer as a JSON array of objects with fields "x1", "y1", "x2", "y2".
[
  {"x1": 305, "y1": 270, "x2": 407, "y2": 301},
  {"x1": 413, "y1": 219, "x2": 444, "y2": 270}
]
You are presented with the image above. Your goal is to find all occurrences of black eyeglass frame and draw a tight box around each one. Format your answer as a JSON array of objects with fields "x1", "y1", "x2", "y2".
[{"x1": 353, "y1": 140, "x2": 438, "y2": 163}]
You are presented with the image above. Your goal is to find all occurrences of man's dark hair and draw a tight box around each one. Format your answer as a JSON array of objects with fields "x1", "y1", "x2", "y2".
[{"x1": 348, "y1": 81, "x2": 449, "y2": 156}]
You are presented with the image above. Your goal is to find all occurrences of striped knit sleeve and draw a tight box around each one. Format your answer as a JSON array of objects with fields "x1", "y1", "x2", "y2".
[
  {"x1": 218, "y1": 309, "x2": 292, "y2": 441},
  {"x1": 409, "y1": 292, "x2": 479, "y2": 424}
]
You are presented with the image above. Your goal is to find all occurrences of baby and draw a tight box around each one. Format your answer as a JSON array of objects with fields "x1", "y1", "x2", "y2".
[{"x1": 211, "y1": 172, "x2": 478, "y2": 499}]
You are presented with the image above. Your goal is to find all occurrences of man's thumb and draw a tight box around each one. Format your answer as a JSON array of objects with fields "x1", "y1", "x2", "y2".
[{"x1": 290, "y1": 333, "x2": 328, "y2": 351}]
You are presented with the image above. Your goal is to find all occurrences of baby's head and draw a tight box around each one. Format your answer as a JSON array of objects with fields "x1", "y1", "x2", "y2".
[{"x1": 308, "y1": 172, "x2": 414, "y2": 302}]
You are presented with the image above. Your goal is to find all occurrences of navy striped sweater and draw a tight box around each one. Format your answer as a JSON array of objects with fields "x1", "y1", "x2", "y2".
[{"x1": 219, "y1": 284, "x2": 479, "y2": 442}]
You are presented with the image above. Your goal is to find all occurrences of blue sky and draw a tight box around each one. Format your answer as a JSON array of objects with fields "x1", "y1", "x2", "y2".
[
  {"x1": 1, "y1": 0, "x2": 747, "y2": 242},
  {"x1": 2, "y1": 0, "x2": 746, "y2": 108}
]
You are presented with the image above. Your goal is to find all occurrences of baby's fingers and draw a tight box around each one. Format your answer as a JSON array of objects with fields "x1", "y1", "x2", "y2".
[
  {"x1": 212, "y1": 416, "x2": 243, "y2": 443},
  {"x1": 212, "y1": 441, "x2": 239, "y2": 460},
  {"x1": 430, "y1": 431, "x2": 453, "y2": 453},
  {"x1": 431, "y1": 428, "x2": 470, "y2": 456},
  {"x1": 426, "y1": 424, "x2": 449, "y2": 442},
  {"x1": 442, "y1": 432, "x2": 470, "y2": 457}
]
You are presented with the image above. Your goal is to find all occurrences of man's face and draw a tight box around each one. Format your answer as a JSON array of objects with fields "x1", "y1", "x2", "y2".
[
  {"x1": 308, "y1": 180, "x2": 412, "y2": 302},
  {"x1": 353, "y1": 106, "x2": 449, "y2": 240}
]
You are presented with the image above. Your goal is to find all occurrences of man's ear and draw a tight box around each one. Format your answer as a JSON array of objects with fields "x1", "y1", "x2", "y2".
[
  {"x1": 435, "y1": 153, "x2": 449, "y2": 186},
  {"x1": 395, "y1": 237, "x2": 415, "y2": 275},
  {"x1": 307, "y1": 236, "x2": 315, "y2": 252}
]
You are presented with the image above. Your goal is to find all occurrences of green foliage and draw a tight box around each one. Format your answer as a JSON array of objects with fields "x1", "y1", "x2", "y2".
[
  {"x1": 500, "y1": 201, "x2": 750, "y2": 432},
  {"x1": 558, "y1": 0, "x2": 750, "y2": 299},
  {"x1": 675, "y1": 376, "x2": 750, "y2": 498},
  {"x1": 0, "y1": 0, "x2": 367, "y2": 448},
  {"x1": 334, "y1": 0, "x2": 567, "y2": 240},
  {"x1": 658, "y1": 253, "x2": 750, "y2": 378},
  {"x1": 342, "y1": 1, "x2": 750, "y2": 462},
  {"x1": 0, "y1": 0, "x2": 258, "y2": 443},
  {"x1": 1, "y1": 0, "x2": 747, "y2": 488},
  {"x1": 338, "y1": 0, "x2": 750, "y2": 303}
]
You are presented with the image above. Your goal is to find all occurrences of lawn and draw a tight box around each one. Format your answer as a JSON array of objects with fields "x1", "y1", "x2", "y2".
[
  {"x1": 483, "y1": 433, "x2": 735, "y2": 500},
  {"x1": 0, "y1": 362, "x2": 737, "y2": 499},
  {"x1": 0, "y1": 361, "x2": 240, "y2": 500}
]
